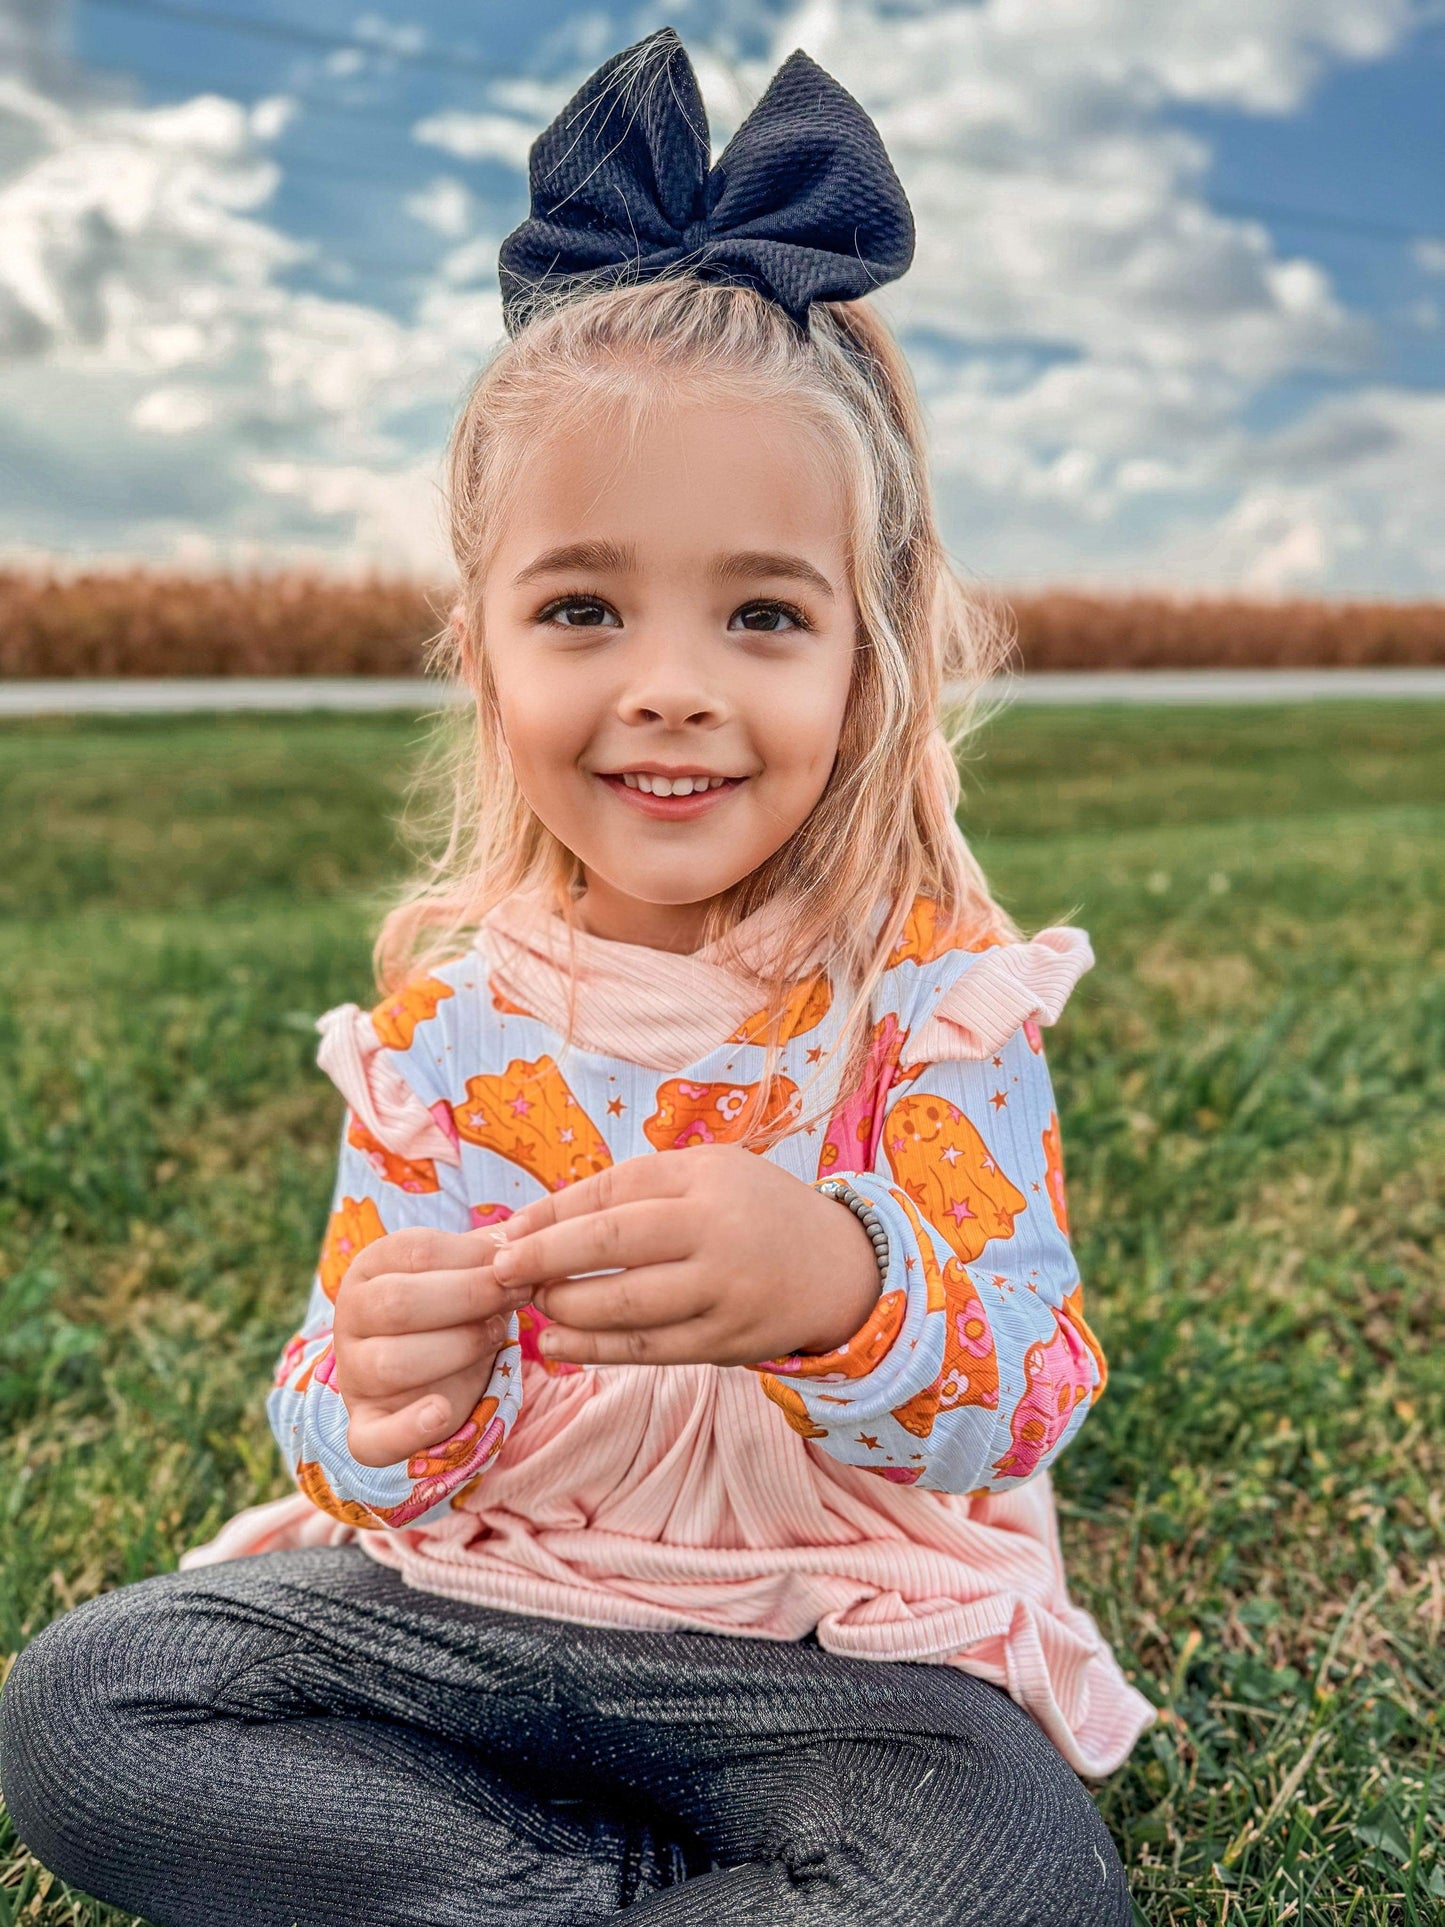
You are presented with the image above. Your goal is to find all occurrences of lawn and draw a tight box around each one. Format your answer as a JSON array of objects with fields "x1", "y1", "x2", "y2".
[{"x1": 0, "y1": 701, "x2": 1441, "y2": 1925}]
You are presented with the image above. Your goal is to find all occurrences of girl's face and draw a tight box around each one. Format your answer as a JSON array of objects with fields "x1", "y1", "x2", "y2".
[{"x1": 479, "y1": 394, "x2": 859, "y2": 953}]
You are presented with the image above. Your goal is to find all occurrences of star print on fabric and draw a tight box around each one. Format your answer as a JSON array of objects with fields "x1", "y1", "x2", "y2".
[
  {"x1": 510, "y1": 1096, "x2": 532, "y2": 1116},
  {"x1": 989, "y1": 1090, "x2": 1008, "y2": 1110},
  {"x1": 992, "y1": 1055, "x2": 1004, "y2": 1068},
  {"x1": 946, "y1": 1200, "x2": 976, "y2": 1225},
  {"x1": 1032, "y1": 1181, "x2": 1041, "y2": 1192},
  {"x1": 806, "y1": 1045, "x2": 824, "y2": 1063},
  {"x1": 559, "y1": 1127, "x2": 574, "y2": 1143},
  {"x1": 606, "y1": 1097, "x2": 626, "y2": 1116},
  {"x1": 904, "y1": 1254, "x2": 916, "y2": 1271},
  {"x1": 940, "y1": 1144, "x2": 961, "y2": 1165},
  {"x1": 856, "y1": 1433, "x2": 881, "y2": 1450}
]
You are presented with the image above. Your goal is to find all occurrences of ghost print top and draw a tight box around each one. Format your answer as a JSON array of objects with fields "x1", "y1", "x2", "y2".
[{"x1": 182, "y1": 886, "x2": 1157, "y2": 1779}]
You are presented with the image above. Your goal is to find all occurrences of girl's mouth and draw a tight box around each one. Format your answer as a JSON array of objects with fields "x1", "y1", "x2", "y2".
[{"x1": 596, "y1": 774, "x2": 748, "y2": 819}]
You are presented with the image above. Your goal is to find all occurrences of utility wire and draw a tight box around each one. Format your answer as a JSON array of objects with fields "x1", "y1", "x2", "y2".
[
  {"x1": 72, "y1": 0, "x2": 1444, "y2": 251},
  {"x1": 81, "y1": 0, "x2": 511, "y2": 82}
]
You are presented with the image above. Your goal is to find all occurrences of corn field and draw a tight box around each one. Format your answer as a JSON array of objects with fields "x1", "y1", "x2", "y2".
[{"x1": 1, "y1": 567, "x2": 1442, "y2": 676}]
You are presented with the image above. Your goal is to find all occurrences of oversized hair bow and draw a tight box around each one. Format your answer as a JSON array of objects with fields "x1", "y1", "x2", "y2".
[{"x1": 497, "y1": 25, "x2": 915, "y2": 336}]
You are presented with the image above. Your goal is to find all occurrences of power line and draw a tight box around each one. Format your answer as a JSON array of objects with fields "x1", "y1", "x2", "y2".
[
  {"x1": 81, "y1": 0, "x2": 509, "y2": 82},
  {"x1": 60, "y1": 0, "x2": 1445, "y2": 264}
]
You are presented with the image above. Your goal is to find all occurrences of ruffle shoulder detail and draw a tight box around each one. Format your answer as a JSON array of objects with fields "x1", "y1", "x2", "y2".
[
  {"x1": 899, "y1": 926, "x2": 1094, "y2": 1066},
  {"x1": 314, "y1": 1003, "x2": 462, "y2": 1167}
]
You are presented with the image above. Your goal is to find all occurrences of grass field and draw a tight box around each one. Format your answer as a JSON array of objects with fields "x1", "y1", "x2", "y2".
[{"x1": 0, "y1": 701, "x2": 1441, "y2": 1925}]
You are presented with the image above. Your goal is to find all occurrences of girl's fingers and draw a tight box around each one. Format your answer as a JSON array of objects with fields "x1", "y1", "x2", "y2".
[
  {"x1": 345, "y1": 1353, "x2": 504, "y2": 1469},
  {"x1": 491, "y1": 1198, "x2": 695, "y2": 1293},
  {"x1": 349, "y1": 1263, "x2": 529, "y2": 1336},
  {"x1": 538, "y1": 1316, "x2": 716, "y2": 1368},
  {"x1": 497, "y1": 1150, "x2": 696, "y2": 1244},
  {"x1": 350, "y1": 1223, "x2": 518, "y2": 1283},
  {"x1": 534, "y1": 1264, "x2": 711, "y2": 1333},
  {"x1": 342, "y1": 1317, "x2": 510, "y2": 1403}
]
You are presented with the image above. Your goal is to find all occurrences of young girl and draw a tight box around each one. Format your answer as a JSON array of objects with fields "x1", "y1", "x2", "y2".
[{"x1": 0, "y1": 29, "x2": 1155, "y2": 1925}]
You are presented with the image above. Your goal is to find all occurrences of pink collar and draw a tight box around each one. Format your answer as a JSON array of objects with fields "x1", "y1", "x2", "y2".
[{"x1": 473, "y1": 888, "x2": 832, "y2": 1072}]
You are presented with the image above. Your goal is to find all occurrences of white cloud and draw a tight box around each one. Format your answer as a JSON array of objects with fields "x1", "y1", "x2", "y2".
[
  {"x1": 411, "y1": 108, "x2": 535, "y2": 171},
  {"x1": 404, "y1": 174, "x2": 472, "y2": 238},
  {"x1": 0, "y1": 0, "x2": 1440, "y2": 591}
]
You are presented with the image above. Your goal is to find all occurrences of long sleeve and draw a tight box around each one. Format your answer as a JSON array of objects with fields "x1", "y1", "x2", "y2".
[
  {"x1": 749, "y1": 926, "x2": 1106, "y2": 1496},
  {"x1": 266, "y1": 1003, "x2": 524, "y2": 1532}
]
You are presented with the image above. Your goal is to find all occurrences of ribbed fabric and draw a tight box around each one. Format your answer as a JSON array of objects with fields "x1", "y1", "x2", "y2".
[
  {"x1": 180, "y1": 889, "x2": 1156, "y2": 1782},
  {"x1": 0, "y1": 1544, "x2": 1134, "y2": 1926}
]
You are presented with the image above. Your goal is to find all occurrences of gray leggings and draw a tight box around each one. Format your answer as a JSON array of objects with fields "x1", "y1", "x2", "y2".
[{"x1": 0, "y1": 1545, "x2": 1132, "y2": 1926}]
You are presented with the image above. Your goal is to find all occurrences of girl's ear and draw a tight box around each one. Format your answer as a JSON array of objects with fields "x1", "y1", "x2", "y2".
[{"x1": 448, "y1": 601, "x2": 475, "y2": 670}]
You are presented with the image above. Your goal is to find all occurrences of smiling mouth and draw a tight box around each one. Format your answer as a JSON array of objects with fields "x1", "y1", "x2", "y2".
[{"x1": 596, "y1": 773, "x2": 747, "y2": 817}]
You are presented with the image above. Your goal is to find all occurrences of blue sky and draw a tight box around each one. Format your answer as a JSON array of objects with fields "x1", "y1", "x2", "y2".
[{"x1": 3, "y1": 0, "x2": 1443, "y2": 593}]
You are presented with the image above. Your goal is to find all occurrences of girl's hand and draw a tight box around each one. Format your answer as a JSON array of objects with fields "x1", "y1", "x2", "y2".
[
  {"x1": 488, "y1": 1145, "x2": 882, "y2": 1367},
  {"x1": 333, "y1": 1227, "x2": 530, "y2": 1466}
]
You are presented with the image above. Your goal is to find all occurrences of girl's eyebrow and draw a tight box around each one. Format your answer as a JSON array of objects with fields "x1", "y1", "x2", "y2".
[{"x1": 512, "y1": 540, "x2": 835, "y2": 597}]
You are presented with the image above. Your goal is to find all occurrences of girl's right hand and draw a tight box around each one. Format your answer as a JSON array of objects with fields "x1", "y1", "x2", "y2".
[{"x1": 332, "y1": 1226, "x2": 528, "y2": 1468}]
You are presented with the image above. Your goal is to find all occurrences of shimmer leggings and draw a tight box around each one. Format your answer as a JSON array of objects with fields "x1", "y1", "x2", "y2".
[{"x1": 0, "y1": 1545, "x2": 1132, "y2": 1927}]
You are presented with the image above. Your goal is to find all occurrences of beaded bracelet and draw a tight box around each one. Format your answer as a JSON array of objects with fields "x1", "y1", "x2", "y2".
[{"x1": 815, "y1": 1176, "x2": 891, "y2": 1286}]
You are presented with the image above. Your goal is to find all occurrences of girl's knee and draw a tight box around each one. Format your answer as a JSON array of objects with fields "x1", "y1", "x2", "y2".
[
  {"x1": 0, "y1": 1585, "x2": 155, "y2": 1884},
  {"x1": 821, "y1": 1718, "x2": 1132, "y2": 1927},
  {"x1": 0, "y1": 1568, "x2": 269, "y2": 1888},
  {"x1": 933, "y1": 1705, "x2": 1133, "y2": 1927}
]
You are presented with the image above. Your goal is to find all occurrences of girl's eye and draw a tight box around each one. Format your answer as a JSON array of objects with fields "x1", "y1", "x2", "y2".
[
  {"x1": 730, "y1": 600, "x2": 809, "y2": 633},
  {"x1": 539, "y1": 593, "x2": 816, "y2": 632},
  {"x1": 538, "y1": 595, "x2": 620, "y2": 628}
]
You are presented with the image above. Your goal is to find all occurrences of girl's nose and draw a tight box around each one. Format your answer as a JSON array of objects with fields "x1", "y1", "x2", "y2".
[{"x1": 615, "y1": 650, "x2": 727, "y2": 729}]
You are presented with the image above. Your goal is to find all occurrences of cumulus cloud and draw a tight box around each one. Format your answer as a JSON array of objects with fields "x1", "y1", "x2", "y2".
[{"x1": 0, "y1": 0, "x2": 1440, "y2": 590}]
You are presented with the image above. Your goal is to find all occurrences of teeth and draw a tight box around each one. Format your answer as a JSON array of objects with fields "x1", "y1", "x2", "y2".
[{"x1": 618, "y1": 773, "x2": 731, "y2": 795}]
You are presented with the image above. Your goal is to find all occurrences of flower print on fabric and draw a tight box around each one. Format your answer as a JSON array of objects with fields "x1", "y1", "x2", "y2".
[{"x1": 644, "y1": 1074, "x2": 801, "y2": 1150}]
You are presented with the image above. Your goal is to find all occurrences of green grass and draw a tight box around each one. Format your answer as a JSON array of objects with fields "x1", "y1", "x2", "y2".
[{"x1": 1, "y1": 702, "x2": 1442, "y2": 1926}]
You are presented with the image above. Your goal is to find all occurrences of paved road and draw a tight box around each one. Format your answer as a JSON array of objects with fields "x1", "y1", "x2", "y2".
[{"x1": 2, "y1": 668, "x2": 1443, "y2": 716}]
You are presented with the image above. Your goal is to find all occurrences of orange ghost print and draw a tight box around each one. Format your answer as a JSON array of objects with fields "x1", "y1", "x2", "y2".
[
  {"x1": 489, "y1": 978, "x2": 536, "y2": 1018},
  {"x1": 814, "y1": 1012, "x2": 923, "y2": 1179},
  {"x1": 754, "y1": 1374, "x2": 829, "y2": 1439},
  {"x1": 452, "y1": 1056, "x2": 612, "y2": 1192},
  {"x1": 882, "y1": 1092, "x2": 1027, "y2": 1262},
  {"x1": 345, "y1": 1115, "x2": 441, "y2": 1196},
  {"x1": 729, "y1": 972, "x2": 833, "y2": 1046},
  {"x1": 1061, "y1": 1284, "x2": 1108, "y2": 1401},
  {"x1": 762, "y1": 1286, "x2": 910, "y2": 1383},
  {"x1": 1041, "y1": 1110, "x2": 1069, "y2": 1236},
  {"x1": 991, "y1": 1314, "x2": 1094, "y2": 1480},
  {"x1": 369, "y1": 976, "x2": 455, "y2": 1051},
  {"x1": 318, "y1": 1195, "x2": 388, "y2": 1303},
  {"x1": 891, "y1": 1256, "x2": 999, "y2": 1438},
  {"x1": 296, "y1": 1458, "x2": 385, "y2": 1530},
  {"x1": 886, "y1": 895, "x2": 1003, "y2": 968},
  {"x1": 374, "y1": 1395, "x2": 507, "y2": 1524},
  {"x1": 644, "y1": 1075, "x2": 801, "y2": 1151}
]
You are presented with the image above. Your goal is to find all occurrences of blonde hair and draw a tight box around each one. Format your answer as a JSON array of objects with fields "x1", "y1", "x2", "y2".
[{"x1": 374, "y1": 273, "x2": 1027, "y2": 1150}]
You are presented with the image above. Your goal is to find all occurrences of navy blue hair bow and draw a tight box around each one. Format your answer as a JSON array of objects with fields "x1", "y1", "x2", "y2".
[{"x1": 497, "y1": 26, "x2": 915, "y2": 336}]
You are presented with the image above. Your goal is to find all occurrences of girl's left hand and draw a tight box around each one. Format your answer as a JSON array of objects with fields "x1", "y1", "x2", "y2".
[{"x1": 486, "y1": 1144, "x2": 883, "y2": 1367}]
